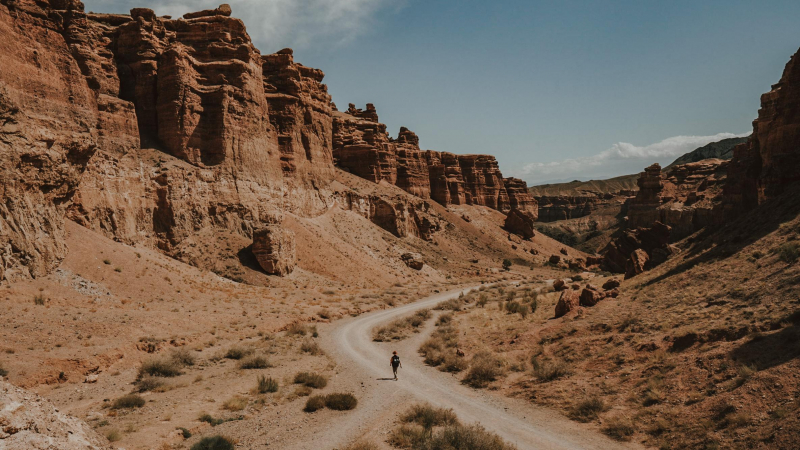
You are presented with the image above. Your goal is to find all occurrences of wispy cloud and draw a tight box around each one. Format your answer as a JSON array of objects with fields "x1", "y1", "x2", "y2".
[
  {"x1": 514, "y1": 132, "x2": 751, "y2": 185},
  {"x1": 86, "y1": 0, "x2": 398, "y2": 50}
]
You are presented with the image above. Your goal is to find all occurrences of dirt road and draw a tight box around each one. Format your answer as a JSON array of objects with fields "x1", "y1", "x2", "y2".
[{"x1": 290, "y1": 286, "x2": 640, "y2": 449}]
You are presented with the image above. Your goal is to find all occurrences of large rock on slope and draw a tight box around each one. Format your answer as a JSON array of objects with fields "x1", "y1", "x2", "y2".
[
  {"x1": 252, "y1": 225, "x2": 296, "y2": 276},
  {"x1": 0, "y1": 379, "x2": 110, "y2": 449},
  {"x1": 504, "y1": 208, "x2": 537, "y2": 240},
  {"x1": 603, "y1": 221, "x2": 674, "y2": 278},
  {"x1": 555, "y1": 289, "x2": 580, "y2": 318}
]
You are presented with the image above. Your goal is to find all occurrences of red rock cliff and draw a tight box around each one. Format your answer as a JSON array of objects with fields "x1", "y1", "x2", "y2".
[{"x1": 333, "y1": 104, "x2": 536, "y2": 214}]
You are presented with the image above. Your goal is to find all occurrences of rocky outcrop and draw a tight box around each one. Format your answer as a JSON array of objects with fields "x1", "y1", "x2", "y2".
[
  {"x1": 602, "y1": 222, "x2": 675, "y2": 278},
  {"x1": 333, "y1": 104, "x2": 536, "y2": 214},
  {"x1": 536, "y1": 196, "x2": 597, "y2": 222},
  {"x1": 333, "y1": 191, "x2": 443, "y2": 241},
  {"x1": 401, "y1": 252, "x2": 424, "y2": 270},
  {"x1": 504, "y1": 208, "x2": 536, "y2": 240},
  {"x1": 627, "y1": 160, "x2": 728, "y2": 238},
  {"x1": 723, "y1": 47, "x2": 800, "y2": 216},
  {"x1": 0, "y1": 379, "x2": 110, "y2": 449},
  {"x1": 579, "y1": 285, "x2": 605, "y2": 307},
  {"x1": 554, "y1": 289, "x2": 580, "y2": 318},
  {"x1": 252, "y1": 225, "x2": 296, "y2": 276}
]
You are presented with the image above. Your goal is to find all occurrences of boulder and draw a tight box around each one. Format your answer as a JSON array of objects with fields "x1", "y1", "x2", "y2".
[
  {"x1": 504, "y1": 208, "x2": 537, "y2": 240},
  {"x1": 252, "y1": 225, "x2": 296, "y2": 276},
  {"x1": 625, "y1": 249, "x2": 649, "y2": 279},
  {"x1": 560, "y1": 248, "x2": 568, "y2": 255},
  {"x1": 602, "y1": 279, "x2": 620, "y2": 290},
  {"x1": 401, "y1": 253, "x2": 424, "y2": 270},
  {"x1": 568, "y1": 258, "x2": 586, "y2": 271},
  {"x1": 553, "y1": 279, "x2": 566, "y2": 291},
  {"x1": 606, "y1": 288, "x2": 620, "y2": 298},
  {"x1": 579, "y1": 286, "x2": 605, "y2": 307},
  {"x1": 549, "y1": 255, "x2": 561, "y2": 265},
  {"x1": 554, "y1": 289, "x2": 580, "y2": 318}
]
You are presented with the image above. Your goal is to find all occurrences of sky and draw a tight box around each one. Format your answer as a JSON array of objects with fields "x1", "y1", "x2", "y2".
[{"x1": 85, "y1": 0, "x2": 800, "y2": 185}]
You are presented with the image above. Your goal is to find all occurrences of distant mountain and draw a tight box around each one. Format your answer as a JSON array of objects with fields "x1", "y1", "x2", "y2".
[
  {"x1": 666, "y1": 136, "x2": 749, "y2": 168},
  {"x1": 528, "y1": 173, "x2": 639, "y2": 197}
]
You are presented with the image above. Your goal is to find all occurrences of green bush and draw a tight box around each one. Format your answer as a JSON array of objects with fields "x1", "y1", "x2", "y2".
[
  {"x1": 293, "y1": 372, "x2": 328, "y2": 389},
  {"x1": 191, "y1": 436, "x2": 235, "y2": 450},
  {"x1": 111, "y1": 394, "x2": 145, "y2": 409}
]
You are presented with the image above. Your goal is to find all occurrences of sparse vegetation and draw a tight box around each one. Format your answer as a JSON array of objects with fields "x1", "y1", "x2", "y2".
[
  {"x1": 601, "y1": 416, "x2": 636, "y2": 441},
  {"x1": 191, "y1": 435, "x2": 235, "y2": 450},
  {"x1": 304, "y1": 393, "x2": 358, "y2": 412},
  {"x1": 342, "y1": 441, "x2": 380, "y2": 450},
  {"x1": 463, "y1": 352, "x2": 505, "y2": 388},
  {"x1": 138, "y1": 357, "x2": 182, "y2": 378},
  {"x1": 34, "y1": 294, "x2": 46, "y2": 305},
  {"x1": 105, "y1": 429, "x2": 122, "y2": 442},
  {"x1": 777, "y1": 242, "x2": 800, "y2": 263},
  {"x1": 390, "y1": 404, "x2": 516, "y2": 449},
  {"x1": 111, "y1": 394, "x2": 146, "y2": 409},
  {"x1": 419, "y1": 324, "x2": 463, "y2": 372},
  {"x1": 133, "y1": 376, "x2": 167, "y2": 393},
  {"x1": 400, "y1": 403, "x2": 459, "y2": 429},
  {"x1": 224, "y1": 346, "x2": 252, "y2": 360},
  {"x1": 531, "y1": 356, "x2": 570, "y2": 382},
  {"x1": 256, "y1": 375, "x2": 279, "y2": 393},
  {"x1": 238, "y1": 355, "x2": 271, "y2": 369},
  {"x1": 300, "y1": 339, "x2": 323, "y2": 355},
  {"x1": 286, "y1": 322, "x2": 308, "y2": 336},
  {"x1": 568, "y1": 396, "x2": 607, "y2": 422},
  {"x1": 502, "y1": 259, "x2": 512, "y2": 271},
  {"x1": 222, "y1": 395, "x2": 248, "y2": 411},
  {"x1": 294, "y1": 371, "x2": 328, "y2": 389},
  {"x1": 373, "y1": 309, "x2": 431, "y2": 342},
  {"x1": 0, "y1": 362, "x2": 7, "y2": 377}
]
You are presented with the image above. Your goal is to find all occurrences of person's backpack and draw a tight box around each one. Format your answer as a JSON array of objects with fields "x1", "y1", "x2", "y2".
[{"x1": 391, "y1": 355, "x2": 400, "y2": 365}]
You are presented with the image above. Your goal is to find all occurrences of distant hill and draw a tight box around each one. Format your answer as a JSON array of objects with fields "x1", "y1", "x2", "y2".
[
  {"x1": 666, "y1": 136, "x2": 749, "y2": 167},
  {"x1": 528, "y1": 173, "x2": 639, "y2": 197}
]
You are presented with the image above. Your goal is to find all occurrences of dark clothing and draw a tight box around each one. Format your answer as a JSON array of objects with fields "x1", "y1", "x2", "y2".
[{"x1": 391, "y1": 355, "x2": 401, "y2": 368}]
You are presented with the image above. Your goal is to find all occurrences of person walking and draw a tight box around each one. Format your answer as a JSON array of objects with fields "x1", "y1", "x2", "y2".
[{"x1": 390, "y1": 351, "x2": 402, "y2": 380}]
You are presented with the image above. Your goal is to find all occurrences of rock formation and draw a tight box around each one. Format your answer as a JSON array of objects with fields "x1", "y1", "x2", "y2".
[
  {"x1": 554, "y1": 289, "x2": 580, "y2": 318},
  {"x1": 401, "y1": 252, "x2": 424, "y2": 270},
  {"x1": 0, "y1": 379, "x2": 110, "y2": 449},
  {"x1": 536, "y1": 196, "x2": 597, "y2": 222},
  {"x1": 504, "y1": 208, "x2": 537, "y2": 240},
  {"x1": 252, "y1": 225, "x2": 296, "y2": 276},
  {"x1": 723, "y1": 47, "x2": 800, "y2": 216},
  {"x1": 602, "y1": 221, "x2": 675, "y2": 278},
  {"x1": 333, "y1": 104, "x2": 537, "y2": 214}
]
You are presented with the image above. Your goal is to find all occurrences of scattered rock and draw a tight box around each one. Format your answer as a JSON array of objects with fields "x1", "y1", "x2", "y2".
[
  {"x1": 579, "y1": 285, "x2": 605, "y2": 307},
  {"x1": 555, "y1": 289, "x2": 580, "y2": 318},
  {"x1": 625, "y1": 249, "x2": 650, "y2": 279},
  {"x1": 252, "y1": 225, "x2": 296, "y2": 276},
  {"x1": 602, "y1": 278, "x2": 620, "y2": 290},
  {"x1": 560, "y1": 248, "x2": 568, "y2": 255},
  {"x1": 84, "y1": 374, "x2": 99, "y2": 384},
  {"x1": 504, "y1": 208, "x2": 537, "y2": 240},
  {"x1": 549, "y1": 255, "x2": 561, "y2": 265},
  {"x1": 401, "y1": 253, "x2": 424, "y2": 270},
  {"x1": 183, "y1": 3, "x2": 232, "y2": 19},
  {"x1": 553, "y1": 279, "x2": 566, "y2": 291}
]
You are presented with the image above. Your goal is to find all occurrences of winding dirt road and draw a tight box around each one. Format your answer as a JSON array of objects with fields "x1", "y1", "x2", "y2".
[{"x1": 290, "y1": 286, "x2": 640, "y2": 449}]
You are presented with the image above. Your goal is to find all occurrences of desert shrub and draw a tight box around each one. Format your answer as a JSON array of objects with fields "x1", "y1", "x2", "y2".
[
  {"x1": 224, "y1": 346, "x2": 252, "y2": 360},
  {"x1": 300, "y1": 339, "x2": 323, "y2": 355},
  {"x1": 463, "y1": 352, "x2": 505, "y2": 388},
  {"x1": 504, "y1": 301, "x2": 528, "y2": 318},
  {"x1": 436, "y1": 297, "x2": 464, "y2": 311},
  {"x1": 294, "y1": 385, "x2": 313, "y2": 397},
  {"x1": 777, "y1": 242, "x2": 800, "y2": 263},
  {"x1": 400, "y1": 403, "x2": 459, "y2": 429},
  {"x1": 440, "y1": 353, "x2": 469, "y2": 373},
  {"x1": 222, "y1": 395, "x2": 248, "y2": 411},
  {"x1": 238, "y1": 355, "x2": 271, "y2": 369},
  {"x1": 390, "y1": 424, "x2": 428, "y2": 448},
  {"x1": 256, "y1": 375, "x2": 278, "y2": 393},
  {"x1": 325, "y1": 393, "x2": 358, "y2": 410},
  {"x1": 476, "y1": 294, "x2": 489, "y2": 308},
  {"x1": 286, "y1": 322, "x2": 308, "y2": 336},
  {"x1": 568, "y1": 396, "x2": 607, "y2": 422},
  {"x1": 502, "y1": 259, "x2": 512, "y2": 271},
  {"x1": 293, "y1": 371, "x2": 327, "y2": 389},
  {"x1": 0, "y1": 362, "x2": 7, "y2": 377},
  {"x1": 304, "y1": 394, "x2": 326, "y2": 412},
  {"x1": 191, "y1": 436, "x2": 235, "y2": 450},
  {"x1": 139, "y1": 357, "x2": 182, "y2": 378},
  {"x1": 602, "y1": 416, "x2": 636, "y2": 441},
  {"x1": 105, "y1": 429, "x2": 121, "y2": 442},
  {"x1": 531, "y1": 356, "x2": 570, "y2": 382},
  {"x1": 170, "y1": 348, "x2": 196, "y2": 366},
  {"x1": 198, "y1": 414, "x2": 225, "y2": 426},
  {"x1": 374, "y1": 310, "x2": 431, "y2": 341},
  {"x1": 436, "y1": 313, "x2": 454, "y2": 326},
  {"x1": 34, "y1": 294, "x2": 46, "y2": 306},
  {"x1": 178, "y1": 427, "x2": 192, "y2": 438},
  {"x1": 111, "y1": 394, "x2": 145, "y2": 409},
  {"x1": 133, "y1": 376, "x2": 167, "y2": 393},
  {"x1": 429, "y1": 424, "x2": 517, "y2": 450}
]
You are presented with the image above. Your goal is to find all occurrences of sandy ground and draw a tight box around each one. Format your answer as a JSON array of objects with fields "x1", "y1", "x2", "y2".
[{"x1": 292, "y1": 286, "x2": 642, "y2": 450}]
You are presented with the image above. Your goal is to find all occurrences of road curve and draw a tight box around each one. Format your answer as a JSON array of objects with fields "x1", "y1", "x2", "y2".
[{"x1": 300, "y1": 286, "x2": 639, "y2": 450}]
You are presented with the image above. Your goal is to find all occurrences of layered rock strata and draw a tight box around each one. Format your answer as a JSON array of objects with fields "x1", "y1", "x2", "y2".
[{"x1": 333, "y1": 104, "x2": 537, "y2": 214}]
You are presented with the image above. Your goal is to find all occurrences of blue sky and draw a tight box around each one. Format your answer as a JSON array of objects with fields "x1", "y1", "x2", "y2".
[{"x1": 85, "y1": 0, "x2": 800, "y2": 184}]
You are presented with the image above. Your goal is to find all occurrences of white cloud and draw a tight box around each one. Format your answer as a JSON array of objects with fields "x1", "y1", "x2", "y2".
[
  {"x1": 514, "y1": 132, "x2": 751, "y2": 185},
  {"x1": 86, "y1": 0, "x2": 397, "y2": 50}
]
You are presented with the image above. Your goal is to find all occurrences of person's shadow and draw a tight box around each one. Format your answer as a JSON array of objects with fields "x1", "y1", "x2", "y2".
[{"x1": 377, "y1": 377, "x2": 397, "y2": 381}]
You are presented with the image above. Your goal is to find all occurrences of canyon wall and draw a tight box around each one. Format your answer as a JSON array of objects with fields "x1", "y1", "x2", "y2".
[{"x1": 333, "y1": 104, "x2": 537, "y2": 215}]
